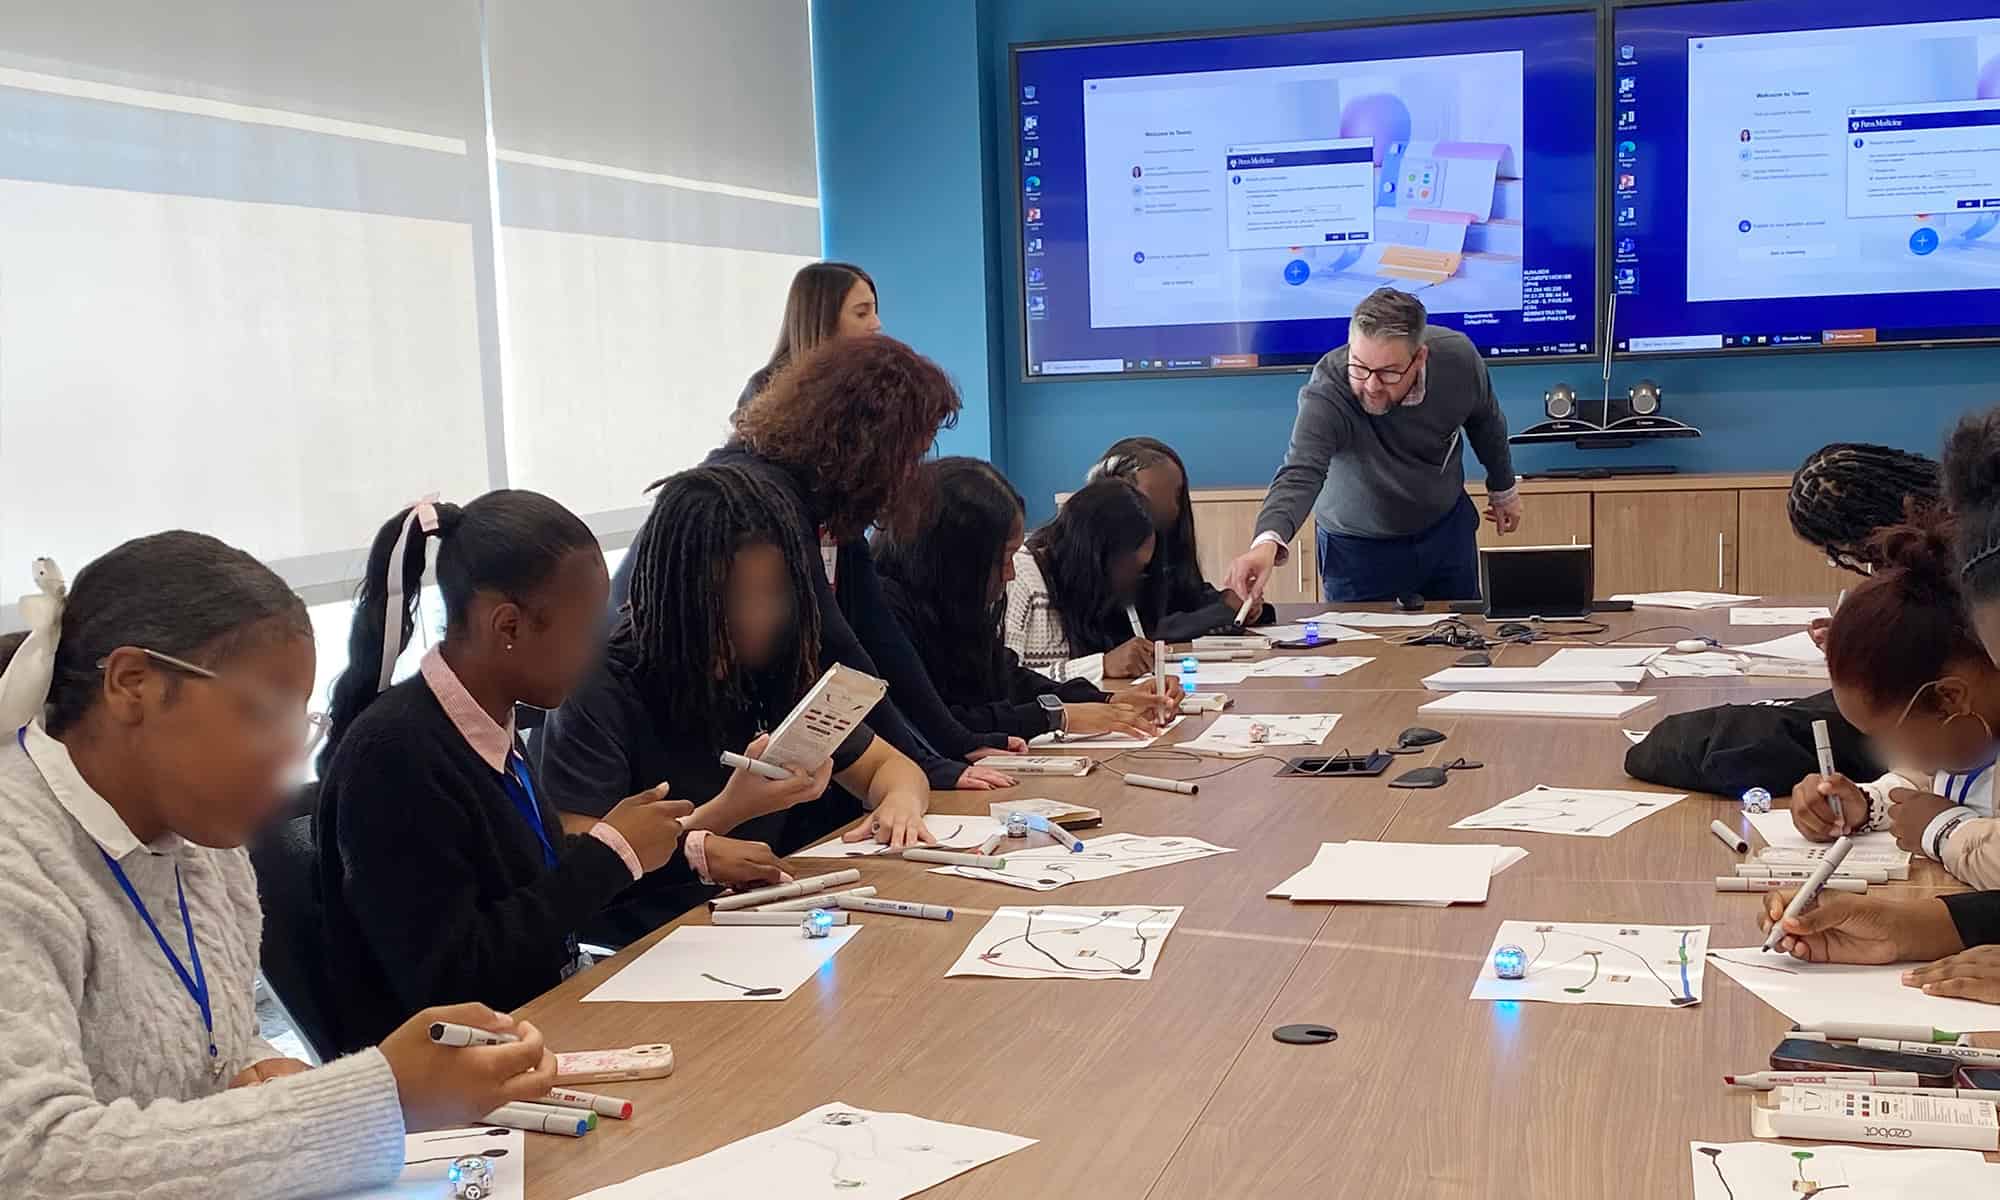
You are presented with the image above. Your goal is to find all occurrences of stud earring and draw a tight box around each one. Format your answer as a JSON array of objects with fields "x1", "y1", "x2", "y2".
[{"x1": 505, "y1": 643, "x2": 514, "y2": 652}]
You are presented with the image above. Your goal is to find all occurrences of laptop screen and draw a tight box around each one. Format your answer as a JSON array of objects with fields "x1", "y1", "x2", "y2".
[{"x1": 1480, "y1": 545, "x2": 1593, "y2": 619}]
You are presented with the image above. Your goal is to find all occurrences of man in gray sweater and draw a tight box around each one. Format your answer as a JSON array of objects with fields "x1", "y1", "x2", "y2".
[{"x1": 1225, "y1": 288, "x2": 1522, "y2": 604}]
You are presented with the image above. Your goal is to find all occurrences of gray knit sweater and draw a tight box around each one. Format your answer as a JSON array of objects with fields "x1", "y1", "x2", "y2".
[{"x1": 0, "y1": 727, "x2": 406, "y2": 1198}]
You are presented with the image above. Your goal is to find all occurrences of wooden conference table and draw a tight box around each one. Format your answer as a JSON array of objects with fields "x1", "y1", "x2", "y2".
[{"x1": 517, "y1": 603, "x2": 1986, "y2": 1199}]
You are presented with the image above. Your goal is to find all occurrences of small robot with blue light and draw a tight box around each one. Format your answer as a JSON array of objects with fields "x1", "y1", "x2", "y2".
[
  {"x1": 801, "y1": 908, "x2": 836, "y2": 939},
  {"x1": 1492, "y1": 943, "x2": 1528, "y2": 981},
  {"x1": 447, "y1": 1155, "x2": 493, "y2": 1200}
]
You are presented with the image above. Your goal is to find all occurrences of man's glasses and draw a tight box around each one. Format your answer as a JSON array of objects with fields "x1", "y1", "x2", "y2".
[{"x1": 1346, "y1": 357, "x2": 1418, "y2": 385}]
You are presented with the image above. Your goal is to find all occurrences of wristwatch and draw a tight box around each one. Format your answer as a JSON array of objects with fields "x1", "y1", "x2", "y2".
[{"x1": 1037, "y1": 694, "x2": 1067, "y2": 738}]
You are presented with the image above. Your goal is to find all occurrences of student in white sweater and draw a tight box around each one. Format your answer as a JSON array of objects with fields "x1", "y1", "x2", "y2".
[{"x1": 0, "y1": 533, "x2": 558, "y2": 1199}]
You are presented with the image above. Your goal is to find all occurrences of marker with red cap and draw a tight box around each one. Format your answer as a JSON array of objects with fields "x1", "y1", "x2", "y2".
[{"x1": 546, "y1": 1087, "x2": 633, "y2": 1120}]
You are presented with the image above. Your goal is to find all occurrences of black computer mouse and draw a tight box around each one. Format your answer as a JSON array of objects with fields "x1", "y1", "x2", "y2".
[
  {"x1": 1395, "y1": 593, "x2": 1426, "y2": 612},
  {"x1": 1393, "y1": 726, "x2": 1446, "y2": 753},
  {"x1": 1495, "y1": 622, "x2": 1532, "y2": 639}
]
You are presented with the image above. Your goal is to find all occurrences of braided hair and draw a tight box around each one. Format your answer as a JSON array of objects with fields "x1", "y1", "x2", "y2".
[
  {"x1": 1787, "y1": 442, "x2": 1941, "y2": 574},
  {"x1": 619, "y1": 464, "x2": 823, "y2": 749},
  {"x1": 1944, "y1": 406, "x2": 2000, "y2": 606}
]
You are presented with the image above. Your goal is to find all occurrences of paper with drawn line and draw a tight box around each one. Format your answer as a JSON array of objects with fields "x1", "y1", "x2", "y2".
[
  {"x1": 1707, "y1": 950, "x2": 2000, "y2": 1030},
  {"x1": 1688, "y1": 1141, "x2": 2000, "y2": 1200},
  {"x1": 583, "y1": 926, "x2": 856, "y2": 1003},
  {"x1": 795, "y1": 815, "x2": 1006, "y2": 858},
  {"x1": 1451, "y1": 785, "x2": 1685, "y2": 837},
  {"x1": 348, "y1": 1128, "x2": 524, "y2": 1200}
]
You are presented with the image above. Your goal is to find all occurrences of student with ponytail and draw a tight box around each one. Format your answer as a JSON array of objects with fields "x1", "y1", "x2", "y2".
[
  {"x1": 314, "y1": 491, "x2": 784, "y2": 1052},
  {"x1": 539, "y1": 465, "x2": 937, "y2": 941},
  {"x1": 0, "y1": 535, "x2": 556, "y2": 1199},
  {"x1": 1086, "y1": 437, "x2": 1275, "y2": 640}
]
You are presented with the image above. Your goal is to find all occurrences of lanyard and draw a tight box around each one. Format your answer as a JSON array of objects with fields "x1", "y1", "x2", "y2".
[
  {"x1": 1949, "y1": 760, "x2": 1994, "y2": 807},
  {"x1": 500, "y1": 753, "x2": 558, "y2": 869}
]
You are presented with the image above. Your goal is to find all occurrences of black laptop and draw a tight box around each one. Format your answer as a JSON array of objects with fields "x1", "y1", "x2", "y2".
[{"x1": 1478, "y1": 544, "x2": 1594, "y2": 620}]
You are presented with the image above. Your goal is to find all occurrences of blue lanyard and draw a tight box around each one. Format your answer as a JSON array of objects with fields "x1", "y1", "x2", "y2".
[
  {"x1": 500, "y1": 753, "x2": 558, "y2": 869},
  {"x1": 1949, "y1": 760, "x2": 1994, "y2": 806}
]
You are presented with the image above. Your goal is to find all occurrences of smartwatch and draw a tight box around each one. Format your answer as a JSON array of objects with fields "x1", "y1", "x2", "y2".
[{"x1": 1037, "y1": 694, "x2": 1067, "y2": 738}]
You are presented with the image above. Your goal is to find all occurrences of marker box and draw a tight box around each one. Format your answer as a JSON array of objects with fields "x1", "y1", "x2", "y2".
[
  {"x1": 990, "y1": 798, "x2": 1102, "y2": 829},
  {"x1": 1179, "y1": 693, "x2": 1231, "y2": 714},
  {"x1": 1192, "y1": 636, "x2": 1269, "y2": 653},
  {"x1": 1752, "y1": 1085, "x2": 2000, "y2": 1150},
  {"x1": 759, "y1": 664, "x2": 887, "y2": 774},
  {"x1": 972, "y1": 756, "x2": 1093, "y2": 777}
]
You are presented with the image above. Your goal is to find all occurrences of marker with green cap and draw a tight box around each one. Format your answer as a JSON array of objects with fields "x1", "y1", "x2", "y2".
[{"x1": 1796, "y1": 1022, "x2": 1963, "y2": 1044}]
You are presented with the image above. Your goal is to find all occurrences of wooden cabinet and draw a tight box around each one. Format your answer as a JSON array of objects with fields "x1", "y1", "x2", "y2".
[
  {"x1": 1473, "y1": 490, "x2": 1591, "y2": 549},
  {"x1": 1189, "y1": 499, "x2": 1318, "y2": 603},
  {"x1": 1591, "y1": 490, "x2": 1741, "y2": 595},
  {"x1": 1736, "y1": 488, "x2": 1854, "y2": 597}
]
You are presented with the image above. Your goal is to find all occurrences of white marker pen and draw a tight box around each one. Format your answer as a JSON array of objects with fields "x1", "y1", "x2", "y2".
[
  {"x1": 1124, "y1": 773, "x2": 1198, "y2": 794},
  {"x1": 1710, "y1": 819, "x2": 1749, "y2": 853},
  {"x1": 1717, "y1": 877, "x2": 1867, "y2": 894},
  {"x1": 710, "y1": 868, "x2": 861, "y2": 912},
  {"x1": 484, "y1": 1104, "x2": 589, "y2": 1136},
  {"x1": 429, "y1": 1021, "x2": 519, "y2": 1047},
  {"x1": 1855, "y1": 1039, "x2": 2000, "y2": 1066},
  {"x1": 1234, "y1": 593, "x2": 1257, "y2": 627},
  {"x1": 1724, "y1": 1070, "x2": 1920, "y2": 1089},
  {"x1": 753, "y1": 886, "x2": 877, "y2": 912},
  {"x1": 835, "y1": 895, "x2": 953, "y2": 922},
  {"x1": 719, "y1": 750, "x2": 792, "y2": 781},
  {"x1": 1762, "y1": 836, "x2": 1852, "y2": 951},
  {"x1": 1812, "y1": 718, "x2": 1840, "y2": 826},
  {"x1": 1126, "y1": 604, "x2": 1146, "y2": 641},
  {"x1": 1797, "y1": 1022, "x2": 1964, "y2": 1044},
  {"x1": 899, "y1": 848, "x2": 1006, "y2": 869},
  {"x1": 1026, "y1": 814, "x2": 1085, "y2": 852},
  {"x1": 711, "y1": 909, "x2": 850, "y2": 926},
  {"x1": 545, "y1": 1088, "x2": 634, "y2": 1119}
]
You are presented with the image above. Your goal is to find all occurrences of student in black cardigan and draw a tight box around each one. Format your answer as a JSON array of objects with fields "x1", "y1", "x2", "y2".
[
  {"x1": 1086, "y1": 437, "x2": 1275, "y2": 641},
  {"x1": 1759, "y1": 887, "x2": 2000, "y2": 1004},
  {"x1": 875, "y1": 457, "x2": 1178, "y2": 743},
  {"x1": 538, "y1": 465, "x2": 938, "y2": 943},
  {"x1": 314, "y1": 490, "x2": 784, "y2": 1052},
  {"x1": 612, "y1": 336, "x2": 1016, "y2": 792}
]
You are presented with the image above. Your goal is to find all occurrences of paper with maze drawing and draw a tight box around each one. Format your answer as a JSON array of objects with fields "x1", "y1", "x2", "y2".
[
  {"x1": 1180, "y1": 713, "x2": 1339, "y2": 755},
  {"x1": 795, "y1": 814, "x2": 1007, "y2": 857},
  {"x1": 566, "y1": 1102, "x2": 1035, "y2": 1200},
  {"x1": 1688, "y1": 1140, "x2": 2000, "y2": 1199},
  {"x1": 1450, "y1": 785, "x2": 1685, "y2": 837},
  {"x1": 1470, "y1": 920, "x2": 1709, "y2": 1008},
  {"x1": 929, "y1": 833, "x2": 1233, "y2": 891},
  {"x1": 948, "y1": 904, "x2": 1184, "y2": 981},
  {"x1": 1246, "y1": 655, "x2": 1373, "y2": 678},
  {"x1": 348, "y1": 1128, "x2": 523, "y2": 1200}
]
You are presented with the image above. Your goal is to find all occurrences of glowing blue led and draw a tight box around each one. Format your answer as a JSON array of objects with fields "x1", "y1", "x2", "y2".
[
  {"x1": 1493, "y1": 943, "x2": 1528, "y2": 980},
  {"x1": 1303, "y1": 620, "x2": 1320, "y2": 646},
  {"x1": 802, "y1": 909, "x2": 835, "y2": 938},
  {"x1": 1741, "y1": 787, "x2": 1773, "y2": 814},
  {"x1": 449, "y1": 1165, "x2": 462, "y2": 1182}
]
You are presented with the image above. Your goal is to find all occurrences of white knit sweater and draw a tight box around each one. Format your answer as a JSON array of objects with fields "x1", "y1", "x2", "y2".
[{"x1": 0, "y1": 725, "x2": 406, "y2": 1198}]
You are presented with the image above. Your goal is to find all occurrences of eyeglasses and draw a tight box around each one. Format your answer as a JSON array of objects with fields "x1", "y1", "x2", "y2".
[
  {"x1": 1346, "y1": 356, "x2": 1419, "y2": 385},
  {"x1": 102, "y1": 648, "x2": 330, "y2": 757}
]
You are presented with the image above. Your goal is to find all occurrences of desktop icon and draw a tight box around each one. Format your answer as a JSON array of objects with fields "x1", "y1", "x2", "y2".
[
  {"x1": 1617, "y1": 206, "x2": 1636, "y2": 224},
  {"x1": 1617, "y1": 140, "x2": 1636, "y2": 157},
  {"x1": 1618, "y1": 110, "x2": 1636, "y2": 129},
  {"x1": 1023, "y1": 115, "x2": 1038, "y2": 133},
  {"x1": 1616, "y1": 237, "x2": 1635, "y2": 255},
  {"x1": 1133, "y1": 251, "x2": 1146, "y2": 264},
  {"x1": 1619, "y1": 44, "x2": 1635, "y2": 61},
  {"x1": 1027, "y1": 296, "x2": 1046, "y2": 314},
  {"x1": 1026, "y1": 206, "x2": 1041, "y2": 222},
  {"x1": 1022, "y1": 85, "x2": 1036, "y2": 101},
  {"x1": 1618, "y1": 77, "x2": 1635, "y2": 97},
  {"x1": 1026, "y1": 237, "x2": 1043, "y2": 253},
  {"x1": 1618, "y1": 173, "x2": 1636, "y2": 192},
  {"x1": 1025, "y1": 175, "x2": 1041, "y2": 192},
  {"x1": 1615, "y1": 267, "x2": 1636, "y2": 287},
  {"x1": 1756, "y1": 335, "x2": 1768, "y2": 344},
  {"x1": 1023, "y1": 147, "x2": 1039, "y2": 164},
  {"x1": 1027, "y1": 267, "x2": 1043, "y2": 284}
]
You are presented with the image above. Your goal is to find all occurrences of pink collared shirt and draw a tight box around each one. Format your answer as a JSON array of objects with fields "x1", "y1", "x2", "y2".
[{"x1": 419, "y1": 647, "x2": 642, "y2": 880}]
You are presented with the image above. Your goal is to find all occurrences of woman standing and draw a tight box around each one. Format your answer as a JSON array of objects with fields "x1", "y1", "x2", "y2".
[{"x1": 737, "y1": 261, "x2": 881, "y2": 410}]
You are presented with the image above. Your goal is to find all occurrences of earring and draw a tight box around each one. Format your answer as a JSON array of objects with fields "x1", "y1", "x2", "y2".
[
  {"x1": 1944, "y1": 710, "x2": 1994, "y2": 740},
  {"x1": 505, "y1": 643, "x2": 514, "y2": 652}
]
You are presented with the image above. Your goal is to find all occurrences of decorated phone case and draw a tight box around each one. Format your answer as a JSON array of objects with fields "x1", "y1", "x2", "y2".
[{"x1": 554, "y1": 1043, "x2": 675, "y2": 1083}]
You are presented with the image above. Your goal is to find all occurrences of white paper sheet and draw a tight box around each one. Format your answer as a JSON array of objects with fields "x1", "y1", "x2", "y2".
[
  {"x1": 1689, "y1": 1141, "x2": 2000, "y2": 1200},
  {"x1": 583, "y1": 926, "x2": 857, "y2": 1003},
  {"x1": 1451, "y1": 785, "x2": 1686, "y2": 837},
  {"x1": 1728, "y1": 606, "x2": 1831, "y2": 626},
  {"x1": 1269, "y1": 843, "x2": 1526, "y2": 902},
  {"x1": 1609, "y1": 591, "x2": 1760, "y2": 609},
  {"x1": 349, "y1": 1128, "x2": 524, "y2": 1200},
  {"x1": 1305, "y1": 610, "x2": 1455, "y2": 628},
  {"x1": 1420, "y1": 666, "x2": 1646, "y2": 693},
  {"x1": 1707, "y1": 950, "x2": 2000, "y2": 1030},
  {"x1": 567, "y1": 1103, "x2": 1035, "y2": 1200},
  {"x1": 946, "y1": 904, "x2": 1183, "y2": 981},
  {"x1": 1541, "y1": 647, "x2": 1665, "y2": 669},
  {"x1": 1742, "y1": 810, "x2": 1902, "y2": 855},
  {"x1": 1284, "y1": 841, "x2": 1499, "y2": 904},
  {"x1": 1028, "y1": 714, "x2": 1185, "y2": 749},
  {"x1": 1170, "y1": 662, "x2": 1261, "y2": 685},
  {"x1": 1729, "y1": 631, "x2": 1825, "y2": 662},
  {"x1": 1418, "y1": 691, "x2": 1657, "y2": 719},
  {"x1": 1247, "y1": 655, "x2": 1373, "y2": 678},
  {"x1": 1179, "y1": 713, "x2": 1339, "y2": 755},
  {"x1": 795, "y1": 815, "x2": 1008, "y2": 858},
  {"x1": 1647, "y1": 653, "x2": 1747, "y2": 678},
  {"x1": 1470, "y1": 920, "x2": 1708, "y2": 1008},
  {"x1": 931, "y1": 833, "x2": 1234, "y2": 891}
]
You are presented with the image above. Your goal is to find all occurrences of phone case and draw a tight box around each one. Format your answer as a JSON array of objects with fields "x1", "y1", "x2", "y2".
[
  {"x1": 554, "y1": 1043, "x2": 676, "y2": 1084},
  {"x1": 1961, "y1": 1067, "x2": 2000, "y2": 1090},
  {"x1": 1769, "y1": 1038, "x2": 1955, "y2": 1087}
]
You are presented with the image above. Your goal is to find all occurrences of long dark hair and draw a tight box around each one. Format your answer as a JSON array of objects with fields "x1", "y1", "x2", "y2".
[
  {"x1": 4, "y1": 532, "x2": 309, "y2": 736},
  {"x1": 618, "y1": 464, "x2": 823, "y2": 749},
  {"x1": 735, "y1": 336, "x2": 959, "y2": 540},
  {"x1": 743, "y1": 261, "x2": 877, "y2": 402},
  {"x1": 1824, "y1": 511, "x2": 1988, "y2": 712},
  {"x1": 1028, "y1": 478, "x2": 1155, "y2": 654},
  {"x1": 1945, "y1": 408, "x2": 2000, "y2": 607},
  {"x1": 1087, "y1": 436, "x2": 1201, "y2": 624},
  {"x1": 1788, "y1": 442, "x2": 1941, "y2": 575},
  {"x1": 320, "y1": 490, "x2": 597, "y2": 771},
  {"x1": 875, "y1": 457, "x2": 1024, "y2": 699}
]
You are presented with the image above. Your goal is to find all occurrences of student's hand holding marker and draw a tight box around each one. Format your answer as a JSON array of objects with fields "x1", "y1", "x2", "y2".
[
  {"x1": 1787, "y1": 772, "x2": 1867, "y2": 841},
  {"x1": 383, "y1": 1004, "x2": 556, "y2": 1131},
  {"x1": 1107, "y1": 685, "x2": 1180, "y2": 726},
  {"x1": 1063, "y1": 702, "x2": 1159, "y2": 739},
  {"x1": 716, "y1": 734, "x2": 834, "y2": 823},
  {"x1": 1887, "y1": 787, "x2": 1957, "y2": 853},
  {"x1": 600, "y1": 782, "x2": 698, "y2": 872},
  {"x1": 1758, "y1": 888, "x2": 1965, "y2": 965},
  {"x1": 702, "y1": 835, "x2": 788, "y2": 887},
  {"x1": 1902, "y1": 946, "x2": 2000, "y2": 1003},
  {"x1": 1103, "y1": 637, "x2": 1157, "y2": 680},
  {"x1": 843, "y1": 792, "x2": 934, "y2": 850}
]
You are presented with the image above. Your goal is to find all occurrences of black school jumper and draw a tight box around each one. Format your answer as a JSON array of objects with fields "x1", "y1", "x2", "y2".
[{"x1": 315, "y1": 679, "x2": 637, "y2": 1052}]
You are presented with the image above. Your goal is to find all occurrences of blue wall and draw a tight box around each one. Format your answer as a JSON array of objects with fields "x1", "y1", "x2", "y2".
[{"x1": 813, "y1": 0, "x2": 1996, "y2": 518}]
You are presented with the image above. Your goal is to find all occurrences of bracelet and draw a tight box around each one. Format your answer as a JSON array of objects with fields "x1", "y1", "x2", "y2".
[{"x1": 1928, "y1": 811, "x2": 1972, "y2": 862}]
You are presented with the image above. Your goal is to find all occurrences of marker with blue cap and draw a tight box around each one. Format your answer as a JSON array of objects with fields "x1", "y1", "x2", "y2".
[{"x1": 1027, "y1": 813, "x2": 1084, "y2": 852}]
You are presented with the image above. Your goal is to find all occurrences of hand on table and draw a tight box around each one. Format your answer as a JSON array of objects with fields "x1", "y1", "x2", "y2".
[
  {"x1": 1888, "y1": 787, "x2": 1956, "y2": 853},
  {"x1": 1063, "y1": 702, "x2": 1159, "y2": 739},
  {"x1": 704, "y1": 835, "x2": 787, "y2": 888},
  {"x1": 1903, "y1": 946, "x2": 2000, "y2": 1003},
  {"x1": 954, "y1": 764, "x2": 1017, "y2": 790},
  {"x1": 1107, "y1": 684, "x2": 1180, "y2": 726},
  {"x1": 1786, "y1": 772, "x2": 1868, "y2": 841},
  {"x1": 1103, "y1": 637, "x2": 1156, "y2": 679},
  {"x1": 842, "y1": 792, "x2": 934, "y2": 850},
  {"x1": 1759, "y1": 889, "x2": 1965, "y2": 964}
]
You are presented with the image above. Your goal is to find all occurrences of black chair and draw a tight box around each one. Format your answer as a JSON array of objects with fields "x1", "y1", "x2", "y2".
[{"x1": 247, "y1": 790, "x2": 339, "y2": 1062}]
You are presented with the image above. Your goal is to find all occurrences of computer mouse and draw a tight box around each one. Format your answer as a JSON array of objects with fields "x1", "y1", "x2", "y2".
[
  {"x1": 1495, "y1": 622, "x2": 1532, "y2": 639},
  {"x1": 1394, "y1": 726, "x2": 1446, "y2": 752},
  {"x1": 1395, "y1": 593, "x2": 1426, "y2": 612},
  {"x1": 1455, "y1": 652, "x2": 1491, "y2": 667}
]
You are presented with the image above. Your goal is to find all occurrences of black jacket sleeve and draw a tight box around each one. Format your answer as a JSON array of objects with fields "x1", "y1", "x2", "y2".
[
  {"x1": 330, "y1": 748, "x2": 633, "y2": 1018},
  {"x1": 1943, "y1": 890, "x2": 2000, "y2": 949},
  {"x1": 839, "y1": 540, "x2": 1007, "y2": 758},
  {"x1": 535, "y1": 677, "x2": 642, "y2": 819}
]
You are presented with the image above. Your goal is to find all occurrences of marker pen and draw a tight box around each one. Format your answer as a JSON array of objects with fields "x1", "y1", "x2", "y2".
[
  {"x1": 1710, "y1": 820, "x2": 1749, "y2": 853},
  {"x1": 429, "y1": 1021, "x2": 519, "y2": 1047},
  {"x1": 1870, "y1": 1086, "x2": 2000, "y2": 1103},
  {"x1": 1855, "y1": 1039, "x2": 2000, "y2": 1066},
  {"x1": 753, "y1": 886, "x2": 876, "y2": 912},
  {"x1": 1124, "y1": 773, "x2": 1198, "y2": 795},
  {"x1": 1716, "y1": 877, "x2": 1866, "y2": 894},
  {"x1": 977, "y1": 832, "x2": 1007, "y2": 855},
  {"x1": 1234, "y1": 593, "x2": 1257, "y2": 627},
  {"x1": 718, "y1": 750, "x2": 792, "y2": 781},
  {"x1": 509, "y1": 1102, "x2": 597, "y2": 1129},
  {"x1": 1724, "y1": 1070, "x2": 1920, "y2": 1089},
  {"x1": 484, "y1": 1104, "x2": 590, "y2": 1137},
  {"x1": 711, "y1": 908, "x2": 851, "y2": 926},
  {"x1": 835, "y1": 895, "x2": 953, "y2": 922},
  {"x1": 1735, "y1": 864, "x2": 1889, "y2": 884},
  {"x1": 899, "y1": 848, "x2": 1006, "y2": 869},
  {"x1": 710, "y1": 868, "x2": 862, "y2": 911},
  {"x1": 545, "y1": 1088, "x2": 634, "y2": 1119},
  {"x1": 1762, "y1": 836, "x2": 1852, "y2": 952},
  {"x1": 1026, "y1": 814, "x2": 1085, "y2": 853},
  {"x1": 1154, "y1": 639, "x2": 1167, "y2": 700},
  {"x1": 1811, "y1": 719, "x2": 1840, "y2": 825},
  {"x1": 1796, "y1": 1022, "x2": 1964, "y2": 1044},
  {"x1": 1126, "y1": 604, "x2": 1146, "y2": 641}
]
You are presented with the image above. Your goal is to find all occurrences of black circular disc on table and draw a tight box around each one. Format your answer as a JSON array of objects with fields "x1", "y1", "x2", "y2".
[{"x1": 1272, "y1": 1023, "x2": 1338, "y2": 1045}]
